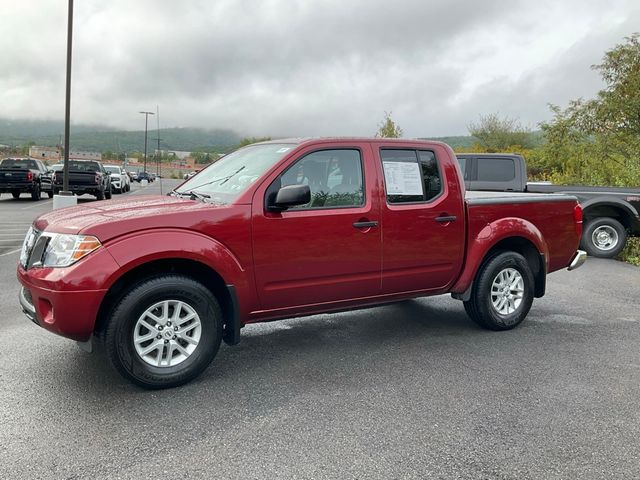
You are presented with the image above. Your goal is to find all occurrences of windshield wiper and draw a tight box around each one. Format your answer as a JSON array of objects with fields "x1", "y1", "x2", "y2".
[{"x1": 171, "y1": 190, "x2": 211, "y2": 202}]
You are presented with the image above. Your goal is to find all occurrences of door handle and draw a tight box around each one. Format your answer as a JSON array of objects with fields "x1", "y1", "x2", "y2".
[
  {"x1": 435, "y1": 215, "x2": 457, "y2": 223},
  {"x1": 353, "y1": 221, "x2": 378, "y2": 229}
]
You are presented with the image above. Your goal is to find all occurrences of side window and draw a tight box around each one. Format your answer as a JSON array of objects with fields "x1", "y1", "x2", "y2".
[
  {"x1": 381, "y1": 149, "x2": 443, "y2": 203},
  {"x1": 274, "y1": 149, "x2": 364, "y2": 209},
  {"x1": 477, "y1": 158, "x2": 515, "y2": 182}
]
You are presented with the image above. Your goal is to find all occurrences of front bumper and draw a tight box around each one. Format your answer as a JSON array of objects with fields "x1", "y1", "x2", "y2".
[
  {"x1": 17, "y1": 247, "x2": 119, "y2": 341},
  {"x1": 567, "y1": 250, "x2": 587, "y2": 271}
]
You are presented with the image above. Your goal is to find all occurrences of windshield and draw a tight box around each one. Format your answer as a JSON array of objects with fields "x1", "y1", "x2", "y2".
[
  {"x1": 175, "y1": 143, "x2": 295, "y2": 203},
  {"x1": 104, "y1": 166, "x2": 120, "y2": 174}
]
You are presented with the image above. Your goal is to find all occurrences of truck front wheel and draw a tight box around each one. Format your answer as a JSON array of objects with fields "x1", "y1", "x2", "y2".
[
  {"x1": 581, "y1": 217, "x2": 626, "y2": 259},
  {"x1": 103, "y1": 275, "x2": 223, "y2": 389},
  {"x1": 464, "y1": 251, "x2": 534, "y2": 331}
]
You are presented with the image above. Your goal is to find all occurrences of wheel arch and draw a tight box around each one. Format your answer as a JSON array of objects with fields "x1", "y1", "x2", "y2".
[
  {"x1": 452, "y1": 218, "x2": 548, "y2": 300},
  {"x1": 95, "y1": 257, "x2": 239, "y2": 345},
  {"x1": 581, "y1": 199, "x2": 637, "y2": 231}
]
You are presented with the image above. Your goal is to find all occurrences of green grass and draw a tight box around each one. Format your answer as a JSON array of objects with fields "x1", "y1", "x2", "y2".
[{"x1": 618, "y1": 236, "x2": 640, "y2": 266}]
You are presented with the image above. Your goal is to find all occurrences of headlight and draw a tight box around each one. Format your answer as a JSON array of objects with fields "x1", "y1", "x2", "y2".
[{"x1": 42, "y1": 234, "x2": 102, "y2": 267}]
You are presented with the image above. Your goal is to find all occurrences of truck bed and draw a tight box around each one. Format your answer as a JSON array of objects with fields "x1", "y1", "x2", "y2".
[{"x1": 465, "y1": 190, "x2": 580, "y2": 274}]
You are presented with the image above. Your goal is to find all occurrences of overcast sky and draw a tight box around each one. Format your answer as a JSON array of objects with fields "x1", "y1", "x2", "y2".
[{"x1": 2, "y1": 0, "x2": 639, "y2": 137}]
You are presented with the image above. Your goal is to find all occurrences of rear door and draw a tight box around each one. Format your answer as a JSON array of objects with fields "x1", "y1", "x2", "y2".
[
  {"x1": 251, "y1": 143, "x2": 382, "y2": 311},
  {"x1": 377, "y1": 145, "x2": 465, "y2": 294}
]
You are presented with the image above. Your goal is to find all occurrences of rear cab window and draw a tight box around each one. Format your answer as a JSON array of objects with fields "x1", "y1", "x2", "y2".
[
  {"x1": 476, "y1": 157, "x2": 515, "y2": 182},
  {"x1": 380, "y1": 149, "x2": 443, "y2": 204}
]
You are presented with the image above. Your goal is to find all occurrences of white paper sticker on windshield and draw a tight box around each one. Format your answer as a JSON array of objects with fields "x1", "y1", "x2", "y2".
[
  {"x1": 276, "y1": 147, "x2": 291, "y2": 153},
  {"x1": 382, "y1": 161, "x2": 423, "y2": 195}
]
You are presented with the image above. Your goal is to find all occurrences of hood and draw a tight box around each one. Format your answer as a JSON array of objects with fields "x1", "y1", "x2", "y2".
[{"x1": 33, "y1": 195, "x2": 226, "y2": 239}]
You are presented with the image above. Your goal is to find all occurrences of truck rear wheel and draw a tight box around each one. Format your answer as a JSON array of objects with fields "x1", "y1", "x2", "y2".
[
  {"x1": 103, "y1": 275, "x2": 223, "y2": 389},
  {"x1": 464, "y1": 251, "x2": 534, "y2": 331},
  {"x1": 581, "y1": 217, "x2": 626, "y2": 259},
  {"x1": 31, "y1": 184, "x2": 41, "y2": 201}
]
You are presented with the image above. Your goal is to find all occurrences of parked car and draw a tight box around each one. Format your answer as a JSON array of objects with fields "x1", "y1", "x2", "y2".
[
  {"x1": 135, "y1": 171, "x2": 154, "y2": 183},
  {"x1": 456, "y1": 153, "x2": 640, "y2": 258},
  {"x1": 51, "y1": 160, "x2": 112, "y2": 200},
  {"x1": 40, "y1": 165, "x2": 61, "y2": 199},
  {"x1": 18, "y1": 138, "x2": 585, "y2": 388},
  {"x1": 0, "y1": 157, "x2": 48, "y2": 200},
  {"x1": 104, "y1": 165, "x2": 130, "y2": 193},
  {"x1": 183, "y1": 171, "x2": 198, "y2": 180}
]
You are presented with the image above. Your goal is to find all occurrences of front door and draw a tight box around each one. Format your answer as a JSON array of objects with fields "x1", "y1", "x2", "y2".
[{"x1": 252, "y1": 145, "x2": 382, "y2": 312}]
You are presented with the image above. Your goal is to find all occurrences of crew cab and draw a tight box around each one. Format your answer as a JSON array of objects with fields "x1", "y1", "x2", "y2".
[
  {"x1": 51, "y1": 160, "x2": 112, "y2": 200},
  {"x1": 17, "y1": 139, "x2": 586, "y2": 389},
  {"x1": 0, "y1": 157, "x2": 48, "y2": 200},
  {"x1": 457, "y1": 153, "x2": 640, "y2": 258}
]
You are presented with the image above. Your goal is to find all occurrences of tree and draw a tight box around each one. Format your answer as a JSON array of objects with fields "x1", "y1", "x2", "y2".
[
  {"x1": 375, "y1": 112, "x2": 403, "y2": 138},
  {"x1": 539, "y1": 33, "x2": 640, "y2": 186},
  {"x1": 467, "y1": 113, "x2": 533, "y2": 151},
  {"x1": 236, "y1": 137, "x2": 272, "y2": 148}
]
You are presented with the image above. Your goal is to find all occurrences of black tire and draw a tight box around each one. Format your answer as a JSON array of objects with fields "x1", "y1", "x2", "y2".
[
  {"x1": 11, "y1": 191, "x2": 20, "y2": 199},
  {"x1": 105, "y1": 188, "x2": 112, "y2": 199},
  {"x1": 580, "y1": 217, "x2": 626, "y2": 259},
  {"x1": 47, "y1": 190, "x2": 54, "y2": 198},
  {"x1": 96, "y1": 190, "x2": 105, "y2": 200},
  {"x1": 463, "y1": 251, "x2": 534, "y2": 331},
  {"x1": 103, "y1": 275, "x2": 223, "y2": 389},
  {"x1": 31, "y1": 184, "x2": 41, "y2": 201}
]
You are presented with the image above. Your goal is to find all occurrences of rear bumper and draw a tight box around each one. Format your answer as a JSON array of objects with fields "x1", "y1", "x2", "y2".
[
  {"x1": 0, "y1": 182, "x2": 36, "y2": 192},
  {"x1": 53, "y1": 184, "x2": 100, "y2": 195},
  {"x1": 567, "y1": 250, "x2": 587, "y2": 271}
]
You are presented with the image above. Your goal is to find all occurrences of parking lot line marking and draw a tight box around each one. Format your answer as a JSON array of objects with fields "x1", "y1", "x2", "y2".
[
  {"x1": 21, "y1": 200, "x2": 53, "y2": 210},
  {"x1": 0, "y1": 248, "x2": 21, "y2": 257}
]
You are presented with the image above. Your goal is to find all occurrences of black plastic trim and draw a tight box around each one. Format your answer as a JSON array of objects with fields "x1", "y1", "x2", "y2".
[{"x1": 223, "y1": 284, "x2": 241, "y2": 346}]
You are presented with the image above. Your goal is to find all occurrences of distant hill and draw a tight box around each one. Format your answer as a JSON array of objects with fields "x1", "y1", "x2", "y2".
[{"x1": 0, "y1": 118, "x2": 241, "y2": 153}]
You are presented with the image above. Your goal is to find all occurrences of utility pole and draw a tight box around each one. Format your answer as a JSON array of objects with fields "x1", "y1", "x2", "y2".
[
  {"x1": 62, "y1": 0, "x2": 74, "y2": 194},
  {"x1": 139, "y1": 111, "x2": 154, "y2": 173}
]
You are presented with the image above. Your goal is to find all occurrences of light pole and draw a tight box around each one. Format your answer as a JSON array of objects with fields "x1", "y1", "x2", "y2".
[
  {"x1": 62, "y1": 0, "x2": 74, "y2": 194},
  {"x1": 139, "y1": 111, "x2": 154, "y2": 173}
]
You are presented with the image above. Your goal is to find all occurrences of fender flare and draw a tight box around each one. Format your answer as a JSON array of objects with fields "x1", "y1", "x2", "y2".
[
  {"x1": 102, "y1": 228, "x2": 246, "y2": 288},
  {"x1": 580, "y1": 197, "x2": 639, "y2": 228},
  {"x1": 452, "y1": 217, "x2": 548, "y2": 295}
]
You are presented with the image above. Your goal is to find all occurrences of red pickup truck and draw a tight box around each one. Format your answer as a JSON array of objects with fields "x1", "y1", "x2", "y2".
[{"x1": 17, "y1": 138, "x2": 586, "y2": 388}]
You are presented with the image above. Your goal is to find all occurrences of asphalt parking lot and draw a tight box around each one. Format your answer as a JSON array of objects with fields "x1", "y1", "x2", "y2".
[{"x1": 1, "y1": 182, "x2": 639, "y2": 479}]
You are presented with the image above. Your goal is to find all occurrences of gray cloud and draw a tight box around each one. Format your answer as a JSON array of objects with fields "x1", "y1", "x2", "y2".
[{"x1": 1, "y1": 0, "x2": 638, "y2": 137}]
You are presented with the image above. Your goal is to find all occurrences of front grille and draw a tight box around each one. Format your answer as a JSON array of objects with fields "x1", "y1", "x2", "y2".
[{"x1": 20, "y1": 227, "x2": 37, "y2": 268}]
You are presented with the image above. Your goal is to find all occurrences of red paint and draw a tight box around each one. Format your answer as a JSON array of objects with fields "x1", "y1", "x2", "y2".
[{"x1": 17, "y1": 138, "x2": 583, "y2": 342}]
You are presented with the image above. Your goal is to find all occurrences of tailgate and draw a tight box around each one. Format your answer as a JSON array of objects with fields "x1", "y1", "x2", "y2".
[{"x1": 0, "y1": 169, "x2": 30, "y2": 182}]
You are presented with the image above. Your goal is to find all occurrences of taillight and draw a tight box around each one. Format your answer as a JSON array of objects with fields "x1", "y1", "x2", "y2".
[
  {"x1": 52, "y1": 172, "x2": 57, "y2": 183},
  {"x1": 574, "y1": 203, "x2": 583, "y2": 237},
  {"x1": 26, "y1": 171, "x2": 33, "y2": 182},
  {"x1": 95, "y1": 174, "x2": 101, "y2": 184}
]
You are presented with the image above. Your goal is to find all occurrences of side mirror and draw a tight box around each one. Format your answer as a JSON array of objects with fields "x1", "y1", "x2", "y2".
[{"x1": 270, "y1": 184, "x2": 311, "y2": 210}]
